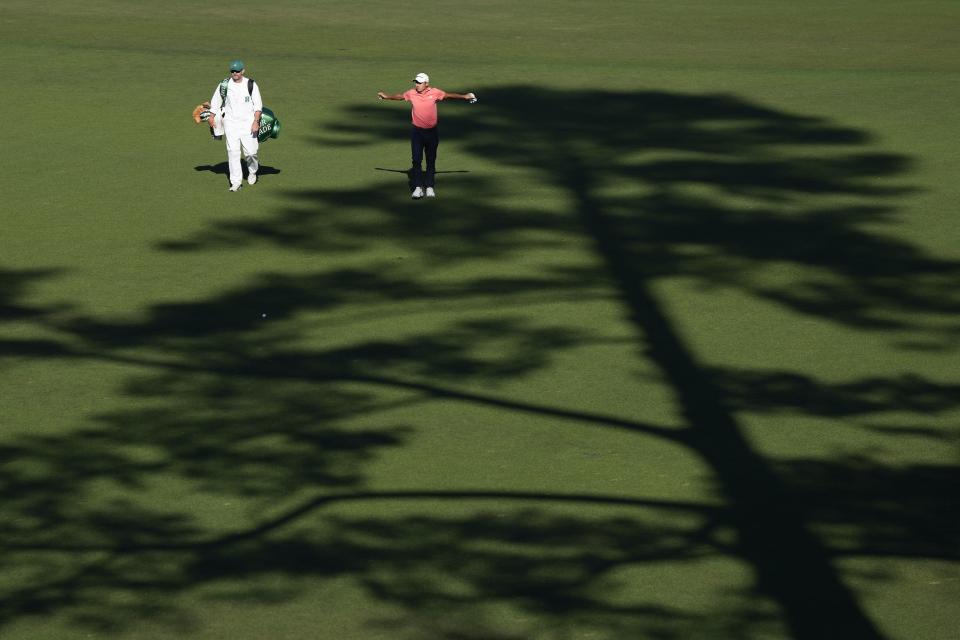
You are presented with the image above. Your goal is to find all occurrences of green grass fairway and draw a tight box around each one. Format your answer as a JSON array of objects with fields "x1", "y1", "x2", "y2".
[{"x1": 2, "y1": 1, "x2": 959, "y2": 638}]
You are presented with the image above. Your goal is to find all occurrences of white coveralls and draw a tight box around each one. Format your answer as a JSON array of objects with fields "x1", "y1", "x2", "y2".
[{"x1": 210, "y1": 76, "x2": 263, "y2": 188}]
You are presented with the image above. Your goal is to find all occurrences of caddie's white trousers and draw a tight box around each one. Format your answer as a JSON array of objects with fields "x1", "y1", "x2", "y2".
[{"x1": 223, "y1": 120, "x2": 259, "y2": 188}]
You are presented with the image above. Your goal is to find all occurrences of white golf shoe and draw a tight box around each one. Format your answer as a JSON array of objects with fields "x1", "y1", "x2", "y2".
[
  {"x1": 228, "y1": 184, "x2": 241, "y2": 192},
  {"x1": 411, "y1": 187, "x2": 424, "y2": 199},
  {"x1": 247, "y1": 173, "x2": 258, "y2": 185},
  {"x1": 425, "y1": 187, "x2": 436, "y2": 197}
]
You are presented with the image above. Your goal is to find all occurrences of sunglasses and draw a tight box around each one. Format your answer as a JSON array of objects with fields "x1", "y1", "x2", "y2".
[{"x1": 231, "y1": 69, "x2": 243, "y2": 73}]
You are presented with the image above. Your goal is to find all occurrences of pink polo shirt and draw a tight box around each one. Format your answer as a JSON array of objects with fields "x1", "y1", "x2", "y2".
[{"x1": 403, "y1": 87, "x2": 447, "y2": 128}]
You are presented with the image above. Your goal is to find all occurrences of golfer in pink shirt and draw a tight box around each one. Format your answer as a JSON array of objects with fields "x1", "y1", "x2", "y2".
[{"x1": 378, "y1": 72, "x2": 477, "y2": 199}]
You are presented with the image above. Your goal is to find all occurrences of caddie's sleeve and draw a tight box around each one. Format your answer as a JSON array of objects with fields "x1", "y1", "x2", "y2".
[
  {"x1": 210, "y1": 85, "x2": 223, "y2": 112},
  {"x1": 251, "y1": 82, "x2": 263, "y2": 112}
]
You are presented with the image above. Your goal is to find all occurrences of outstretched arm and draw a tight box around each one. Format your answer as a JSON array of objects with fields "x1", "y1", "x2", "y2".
[
  {"x1": 378, "y1": 91, "x2": 405, "y2": 100},
  {"x1": 444, "y1": 92, "x2": 477, "y2": 101}
]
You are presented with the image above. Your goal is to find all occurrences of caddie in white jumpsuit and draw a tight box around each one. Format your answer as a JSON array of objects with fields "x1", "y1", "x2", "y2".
[{"x1": 209, "y1": 59, "x2": 263, "y2": 192}]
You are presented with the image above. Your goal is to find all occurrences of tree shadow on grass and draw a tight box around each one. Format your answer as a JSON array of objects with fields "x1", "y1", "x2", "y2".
[
  {"x1": 0, "y1": 268, "x2": 68, "y2": 322},
  {"x1": 2, "y1": 86, "x2": 959, "y2": 638}
]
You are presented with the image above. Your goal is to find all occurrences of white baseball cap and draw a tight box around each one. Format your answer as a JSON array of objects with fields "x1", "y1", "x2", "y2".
[{"x1": 413, "y1": 72, "x2": 429, "y2": 83}]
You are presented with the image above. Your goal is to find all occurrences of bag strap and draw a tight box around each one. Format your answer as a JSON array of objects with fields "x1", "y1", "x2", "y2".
[{"x1": 219, "y1": 78, "x2": 229, "y2": 108}]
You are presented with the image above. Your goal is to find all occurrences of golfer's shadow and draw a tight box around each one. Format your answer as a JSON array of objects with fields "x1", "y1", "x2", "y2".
[
  {"x1": 195, "y1": 162, "x2": 282, "y2": 180},
  {"x1": 376, "y1": 167, "x2": 469, "y2": 190}
]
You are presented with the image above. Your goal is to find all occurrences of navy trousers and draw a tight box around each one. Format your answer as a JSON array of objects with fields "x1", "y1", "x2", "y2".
[{"x1": 410, "y1": 126, "x2": 439, "y2": 188}]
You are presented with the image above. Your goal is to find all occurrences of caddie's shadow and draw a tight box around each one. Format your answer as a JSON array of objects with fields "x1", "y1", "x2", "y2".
[
  {"x1": 375, "y1": 167, "x2": 468, "y2": 190},
  {"x1": 195, "y1": 162, "x2": 282, "y2": 180}
]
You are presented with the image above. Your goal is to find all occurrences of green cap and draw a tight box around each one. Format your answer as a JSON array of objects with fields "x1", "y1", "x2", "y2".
[{"x1": 229, "y1": 59, "x2": 245, "y2": 72}]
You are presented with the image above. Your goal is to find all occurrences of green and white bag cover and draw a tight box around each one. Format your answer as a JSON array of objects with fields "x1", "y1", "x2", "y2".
[{"x1": 258, "y1": 107, "x2": 281, "y2": 142}]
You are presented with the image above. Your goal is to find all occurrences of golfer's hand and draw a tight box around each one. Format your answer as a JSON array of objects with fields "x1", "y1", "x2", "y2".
[
  {"x1": 377, "y1": 91, "x2": 387, "y2": 100},
  {"x1": 466, "y1": 92, "x2": 477, "y2": 103}
]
